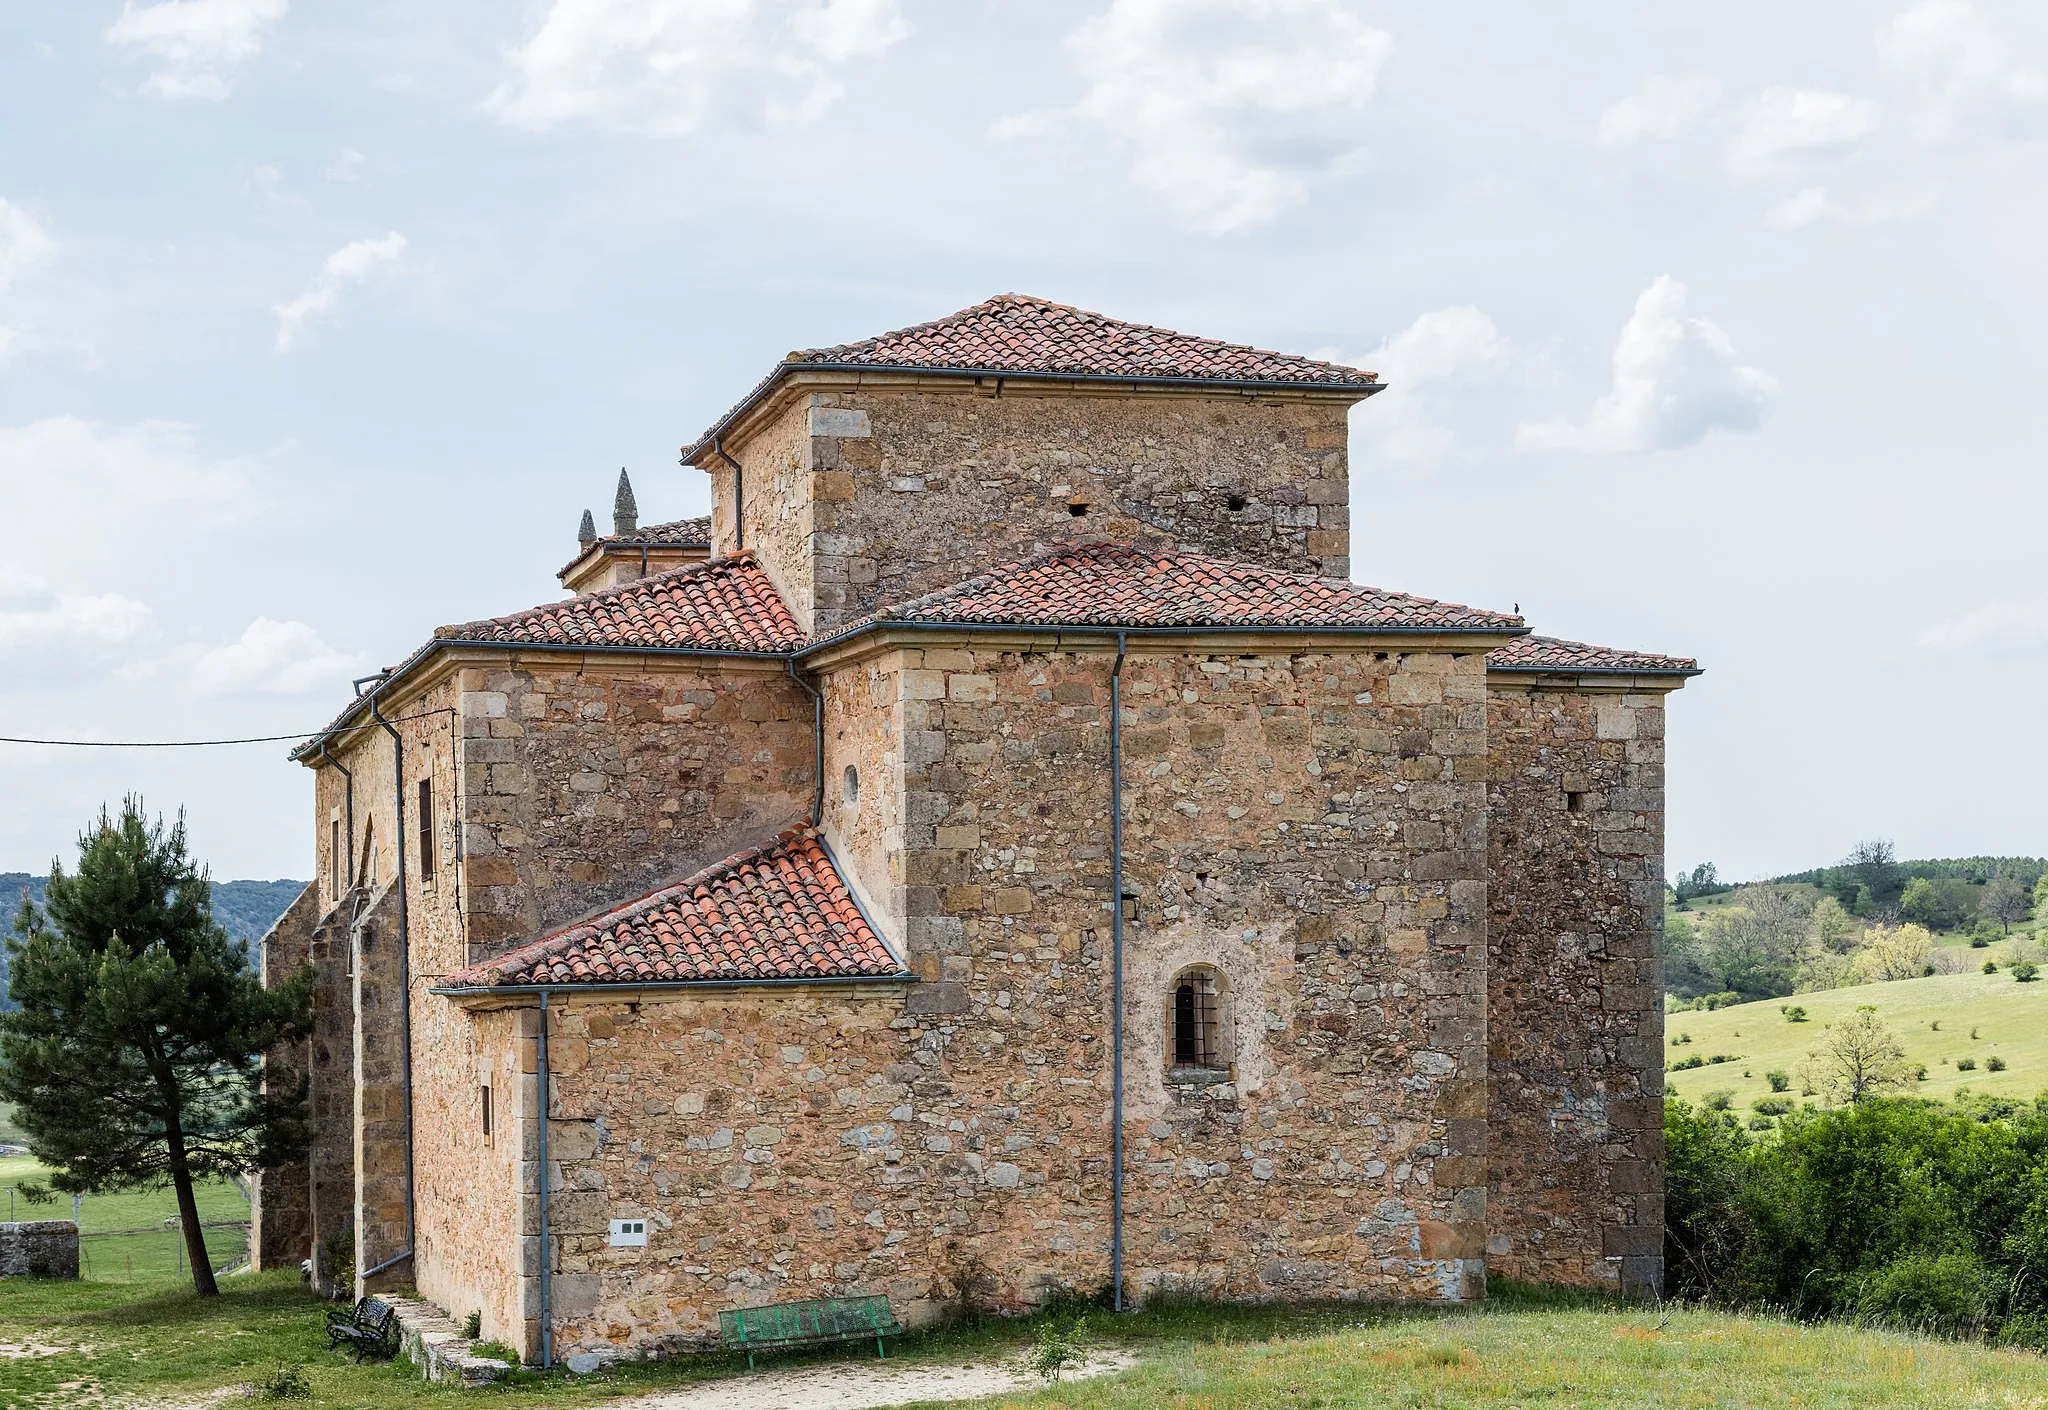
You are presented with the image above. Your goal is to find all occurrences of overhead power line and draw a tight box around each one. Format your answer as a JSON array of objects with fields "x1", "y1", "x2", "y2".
[{"x1": 0, "y1": 708, "x2": 454, "y2": 750}]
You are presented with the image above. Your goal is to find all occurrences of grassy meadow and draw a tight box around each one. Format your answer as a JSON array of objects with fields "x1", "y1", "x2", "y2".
[
  {"x1": 0, "y1": 1152, "x2": 249, "y2": 1281},
  {"x1": 1, "y1": 1271, "x2": 2044, "y2": 1409},
  {"x1": 1665, "y1": 969, "x2": 2048, "y2": 1116}
]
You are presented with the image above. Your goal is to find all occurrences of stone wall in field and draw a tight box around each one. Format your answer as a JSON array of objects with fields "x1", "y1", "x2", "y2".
[
  {"x1": 1484, "y1": 678, "x2": 1674, "y2": 1296},
  {"x1": 0, "y1": 1220, "x2": 78, "y2": 1278}
]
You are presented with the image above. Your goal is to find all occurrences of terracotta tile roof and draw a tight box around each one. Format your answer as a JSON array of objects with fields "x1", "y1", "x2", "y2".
[
  {"x1": 791, "y1": 293, "x2": 1379, "y2": 387},
  {"x1": 845, "y1": 541, "x2": 1523, "y2": 635},
  {"x1": 1487, "y1": 634, "x2": 1699, "y2": 675},
  {"x1": 606, "y1": 515, "x2": 712, "y2": 548},
  {"x1": 438, "y1": 553, "x2": 804, "y2": 653},
  {"x1": 442, "y1": 826, "x2": 901, "y2": 989},
  {"x1": 685, "y1": 293, "x2": 1377, "y2": 460}
]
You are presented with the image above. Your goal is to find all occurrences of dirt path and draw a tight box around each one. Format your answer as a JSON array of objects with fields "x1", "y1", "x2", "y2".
[{"x1": 608, "y1": 1350, "x2": 1136, "y2": 1409}]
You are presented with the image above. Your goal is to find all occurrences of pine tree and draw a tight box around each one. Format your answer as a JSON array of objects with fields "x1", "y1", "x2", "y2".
[{"x1": 0, "y1": 800, "x2": 312, "y2": 1296}]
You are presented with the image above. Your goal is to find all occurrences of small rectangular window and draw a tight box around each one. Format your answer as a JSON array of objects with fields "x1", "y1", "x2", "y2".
[
  {"x1": 417, "y1": 777, "x2": 436, "y2": 881},
  {"x1": 330, "y1": 818, "x2": 342, "y2": 898},
  {"x1": 480, "y1": 1083, "x2": 493, "y2": 1141}
]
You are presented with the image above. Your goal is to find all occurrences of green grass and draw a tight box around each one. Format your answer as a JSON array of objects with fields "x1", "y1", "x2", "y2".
[
  {"x1": 0, "y1": 1153, "x2": 249, "y2": 1280},
  {"x1": 1, "y1": 1273, "x2": 2042, "y2": 1409},
  {"x1": 1665, "y1": 969, "x2": 2048, "y2": 1117}
]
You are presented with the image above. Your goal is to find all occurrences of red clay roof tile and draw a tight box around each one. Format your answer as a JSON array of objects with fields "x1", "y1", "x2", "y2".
[
  {"x1": 442, "y1": 826, "x2": 900, "y2": 988},
  {"x1": 851, "y1": 541, "x2": 1522, "y2": 635},
  {"x1": 791, "y1": 292, "x2": 1379, "y2": 387},
  {"x1": 439, "y1": 552, "x2": 803, "y2": 653},
  {"x1": 1487, "y1": 634, "x2": 1699, "y2": 675}
]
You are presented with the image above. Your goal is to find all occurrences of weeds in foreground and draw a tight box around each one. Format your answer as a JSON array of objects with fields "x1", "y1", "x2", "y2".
[{"x1": 1030, "y1": 1311, "x2": 1089, "y2": 1382}]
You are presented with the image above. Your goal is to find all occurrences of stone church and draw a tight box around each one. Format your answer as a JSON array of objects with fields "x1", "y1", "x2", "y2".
[{"x1": 252, "y1": 294, "x2": 1698, "y2": 1366}]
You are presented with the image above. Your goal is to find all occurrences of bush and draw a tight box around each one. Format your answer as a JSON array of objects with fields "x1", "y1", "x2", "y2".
[
  {"x1": 1706, "y1": 1054, "x2": 1738, "y2": 1065},
  {"x1": 463, "y1": 1310, "x2": 481, "y2": 1339},
  {"x1": 1983, "y1": 961, "x2": 1999, "y2": 974},
  {"x1": 1854, "y1": 1253, "x2": 1993, "y2": 1337},
  {"x1": 1986, "y1": 1055, "x2": 2007, "y2": 1072},
  {"x1": 1675, "y1": 1031, "x2": 1693, "y2": 1044},
  {"x1": 2001, "y1": 1313, "x2": 2048, "y2": 1353},
  {"x1": 253, "y1": 1365, "x2": 312, "y2": 1401},
  {"x1": 1670, "y1": 1054, "x2": 1706, "y2": 1071},
  {"x1": 1783, "y1": 1005, "x2": 1808, "y2": 1023},
  {"x1": 1748, "y1": 1115, "x2": 1776, "y2": 1131},
  {"x1": 1956, "y1": 1057, "x2": 1977, "y2": 1071},
  {"x1": 2016, "y1": 961, "x2": 2039, "y2": 983},
  {"x1": 1030, "y1": 1312, "x2": 1090, "y2": 1382},
  {"x1": 1704, "y1": 1090, "x2": 1734, "y2": 1111},
  {"x1": 1752, "y1": 1097, "x2": 1795, "y2": 1116},
  {"x1": 1766, "y1": 1070, "x2": 1791, "y2": 1093}
]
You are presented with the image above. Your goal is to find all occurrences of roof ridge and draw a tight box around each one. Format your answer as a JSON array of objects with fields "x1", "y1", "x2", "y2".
[{"x1": 433, "y1": 549, "x2": 795, "y2": 647}]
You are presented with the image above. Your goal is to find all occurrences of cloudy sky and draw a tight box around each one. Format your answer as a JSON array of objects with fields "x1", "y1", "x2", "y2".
[{"x1": 1, "y1": 0, "x2": 2043, "y2": 884}]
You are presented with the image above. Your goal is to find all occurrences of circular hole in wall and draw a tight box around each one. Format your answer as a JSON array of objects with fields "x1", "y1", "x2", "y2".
[{"x1": 842, "y1": 764, "x2": 860, "y2": 806}]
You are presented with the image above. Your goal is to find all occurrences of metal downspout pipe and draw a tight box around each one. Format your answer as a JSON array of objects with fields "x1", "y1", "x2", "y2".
[
  {"x1": 1109, "y1": 630, "x2": 1128, "y2": 1311},
  {"x1": 710, "y1": 438, "x2": 744, "y2": 552},
  {"x1": 362, "y1": 689, "x2": 417, "y2": 1283},
  {"x1": 538, "y1": 990, "x2": 553, "y2": 1370},
  {"x1": 787, "y1": 659, "x2": 825, "y2": 822}
]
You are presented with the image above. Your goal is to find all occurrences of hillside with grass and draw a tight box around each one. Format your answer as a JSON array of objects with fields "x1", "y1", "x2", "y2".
[{"x1": 1665, "y1": 969, "x2": 2048, "y2": 1122}]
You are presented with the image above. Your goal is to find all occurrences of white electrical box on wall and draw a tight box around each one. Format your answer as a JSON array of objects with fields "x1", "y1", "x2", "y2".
[{"x1": 608, "y1": 1219, "x2": 648, "y2": 1247}]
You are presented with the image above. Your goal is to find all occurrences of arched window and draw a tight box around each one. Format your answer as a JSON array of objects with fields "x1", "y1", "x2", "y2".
[{"x1": 1169, "y1": 966, "x2": 1224, "y2": 1075}]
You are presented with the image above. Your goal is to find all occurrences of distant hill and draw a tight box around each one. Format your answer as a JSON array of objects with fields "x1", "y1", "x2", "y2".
[{"x1": 0, "y1": 874, "x2": 306, "y2": 1009}]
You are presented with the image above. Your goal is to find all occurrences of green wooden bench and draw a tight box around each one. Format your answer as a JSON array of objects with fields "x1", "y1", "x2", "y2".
[{"x1": 718, "y1": 1294, "x2": 900, "y2": 1369}]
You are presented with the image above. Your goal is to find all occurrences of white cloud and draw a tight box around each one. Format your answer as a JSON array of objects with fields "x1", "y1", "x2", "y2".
[
  {"x1": 104, "y1": 0, "x2": 288, "y2": 101},
  {"x1": 1350, "y1": 306, "x2": 1512, "y2": 471},
  {"x1": 1916, "y1": 596, "x2": 2048, "y2": 651},
  {"x1": 1727, "y1": 87, "x2": 1883, "y2": 182},
  {"x1": 0, "y1": 416, "x2": 255, "y2": 534},
  {"x1": 192, "y1": 617, "x2": 366, "y2": 694},
  {"x1": 1879, "y1": 0, "x2": 2046, "y2": 140},
  {"x1": 484, "y1": 0, "x2": 909, "y2": 136},
  {"x1": 1517, "y1": 275, "x2": 1777, "y2": 454},
  {"x1": 0, "y1": 570, "x2": 153, "y2": 654},
  {"x1": 1599, "y1": 75, "x2": 1722, "y2": 146},
  {"x1": 323, "y1": 148, "x2": 365, "y2": 182},
  {"x1": 272, "y1": 232, "x2": 406, "y2": 352},
  {"x1": 0, "y1": 200, "x2": 56, "y2": 295},
  {"x1": 994, "y1": 0, "x2": 1392, "y2": 234}
]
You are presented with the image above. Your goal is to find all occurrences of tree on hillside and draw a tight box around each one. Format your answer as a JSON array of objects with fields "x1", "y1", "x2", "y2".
[
  {"x1": 1808, "y1": 896, "x2": 1859, "y2": 953},
  {"x1": 1850, "y1": 924, "x2": 1936, "y2": 984},
  {"x1": 0, "y1": 801, "x2": 312, "y2": 1296},
  {"x1": 1981, "y1": 875, "x2": 2030, "y2": 934},
  {"x1": 1698, "y1": 886, "x2": 1810, "y2": 998},
  {"x1": 1835, "y1": 839, "x2": 1905, "y2": 918},
  {"x1": 1800, "y1": 1007, "x2": 1914, "y2": 1105}
]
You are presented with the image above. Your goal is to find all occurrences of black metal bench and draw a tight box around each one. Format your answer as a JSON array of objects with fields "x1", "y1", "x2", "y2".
[
  {"x1": 325, "y1": 1296, "x2": 398, "y2": 1362},
  {"x1": 718, "y1": 1294, "x2": 900, "y2": 1370}
]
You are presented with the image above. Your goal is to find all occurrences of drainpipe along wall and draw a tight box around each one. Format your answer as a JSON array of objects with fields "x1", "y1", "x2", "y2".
[
  {"x1": 363, "y1": 688, "x2": 417, "y2": 1285},
  {"x1": 1109, "y1": 631, "x2": 1128, "y2": 1311},
  {"x1": 537, "y1": 990, "x2": 553, "y2": 1369}
]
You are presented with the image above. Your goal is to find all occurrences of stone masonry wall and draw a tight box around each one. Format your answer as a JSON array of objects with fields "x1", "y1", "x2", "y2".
[
  {"x1": 306, "y1": 892, "x2": 359, "y2": 1297},
  {"x1": 525, "y1": 637, "x2": 1492, "y2": 1359},
  {"x1": 252, "y1": 884, "x2": 318, "y2": 1271},
  {"x1": 720, "y1": 386, "x2": 1353, "y2": 634},
  {"x1": 1485, "y1": 680, "x2": 1670, "y2": 1296},
  {"x1": 455, "y1": 658, "x2": 815, "y2": 957}
]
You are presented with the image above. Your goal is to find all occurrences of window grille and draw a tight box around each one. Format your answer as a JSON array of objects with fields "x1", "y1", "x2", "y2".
[{"x1": 1171, "y1": 967, "x2": 1222, "y2": 1071}]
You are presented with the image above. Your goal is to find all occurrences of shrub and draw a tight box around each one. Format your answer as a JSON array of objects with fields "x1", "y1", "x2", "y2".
[
  {"x1": 1704, "y1": 1089, "x2": 1735, "y2": 1111},
  {"x1": 1955, "y1": 1057, "x2": 1977, "y2": 1071},
  {"x1": 1676, "y1": 1032, "x2": 1693, "y2": 1044},
  {"x1": 1030, "y1": 1312, "x2": 1089, "y2": 1383},
  {"x1": 1986, "y1": 1055, "x2": 2007, "y2": 1072},
  {"x1": 1748, "y1": 1115, "x2": 1776, "y2": 1131},
  {"x1": 1783, "y1": 1005, "x2": 1808, "y2": 1023},
  {"x1": 1704, "y1": 991, "x2": 1743, "y2": 1011},
  {"x1": 1971, "y1": 936, "x2": 1990, "y2": 948},
  {"x1": 1983, "y1": 961, "x2": 1999, "y2": 973},
  {"x1": 1707, "y1": 1054, "x2": 1738, "y2": 1065},
  {"x1": 253, "y1": 1365, "x2": 312, "y2": 1401},
  {"x1": 1766, "y1": 1070, "x2": 1791, "y2": 1093},
  {"x1": 2001, "y1": 1313, "x2": 2048, "y2": 1353},
  {"x1": 1752, "y1": 1097, "x2": 1795, "y2": 1116},
  {"x1": 1670, "y1": 1055, "x2": 1706, "y2": 1071},
  {"x1": 1854, "y1": 1253, "x2": 1993, "y2": 1337},
  {"x1": 2016, "y1": 961, "x2": 2040, "y2": 983},
  {"x1": 462, "y1": 1310, "x2": 481, "y2": 1340}
]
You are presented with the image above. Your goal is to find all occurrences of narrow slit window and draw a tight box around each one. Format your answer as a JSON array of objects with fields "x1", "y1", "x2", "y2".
[
  {"x1": 480, "y1": 1084, "x2": 493, "y2": 1141},
  {"x1": 1170, "y1": 967, "x2": 1223, "y2": 1073},
  {"x1": 330, "y1": 817, "x2": 342, "y2": 898},
  {"x1": 417, "y1": 776, "x2": 436, "y2": 880}
]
